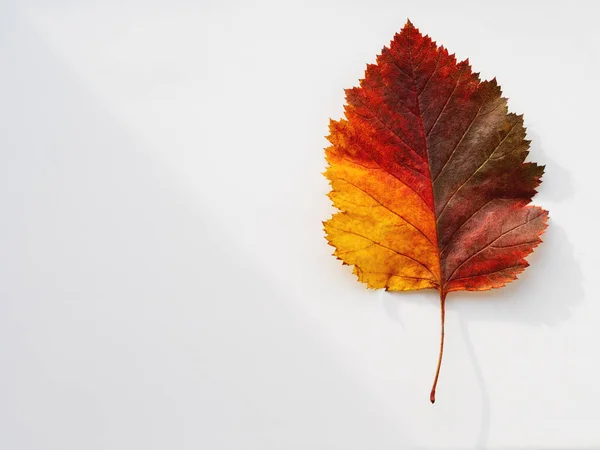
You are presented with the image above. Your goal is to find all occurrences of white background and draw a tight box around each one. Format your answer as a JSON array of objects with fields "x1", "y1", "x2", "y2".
[{"x1": 0, "y1": 0, "x2": 597, "y2": 449}]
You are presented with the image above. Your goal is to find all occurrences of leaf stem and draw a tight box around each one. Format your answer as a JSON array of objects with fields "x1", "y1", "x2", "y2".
[{"x1": 430, "y1": 290, "x2": 447, "y2": 404}]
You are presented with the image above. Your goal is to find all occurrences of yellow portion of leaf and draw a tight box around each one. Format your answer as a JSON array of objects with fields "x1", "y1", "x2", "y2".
[{"x1": 324, "y1": 150, "x2": 440, "y2": 291}]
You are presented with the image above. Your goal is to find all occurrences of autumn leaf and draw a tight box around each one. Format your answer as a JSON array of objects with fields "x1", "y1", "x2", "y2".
[{"x1": 323, "y1": 20, "x2": 548, "y2": 403}]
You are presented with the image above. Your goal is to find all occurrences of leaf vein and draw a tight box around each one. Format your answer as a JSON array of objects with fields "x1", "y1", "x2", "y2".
[
  {"x1": 333, "y1": 153, "x2": 432, "y2": 213},
  {"x1": 354, "y1": 107, "x2": 425, "y2": 163},
  {"x1": 425, "y1": 72, "x2": 462, "y2": 137},
  {"x1": 418, "y1": 52, "x2": 442, "y2": 98},
  {"x1": 435, "y1": 122, "x2": 518, "y2": 222},
  {"x1": 358, "y1": 270, "x2": 437, "y2": 283},
  {"x1": 450, "y1": 265, "x2": 524, "y2": 282},
  {"x1": 490, "y1": 240, "x2": 540, "y2": 249},
  {"x1": 432, "y1": 101, "x2": 485, "y2": 183},
  {"x1": 446, "y1": 212, "x2": 546, "y2": 282},
  {"x1": 327, "y1": 225, "x2": 439, "y2": 281},
  {"x1": 335, "y1": 176, "x2": 437, "y2": 248}
]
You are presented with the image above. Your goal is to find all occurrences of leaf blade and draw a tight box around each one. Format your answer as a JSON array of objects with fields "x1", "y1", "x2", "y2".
[{"x1": 324, "y1": 20, "x2": 547, "y2": 293}]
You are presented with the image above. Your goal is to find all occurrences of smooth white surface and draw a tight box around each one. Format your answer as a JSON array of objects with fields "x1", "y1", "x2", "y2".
[{"x1": 0, "y1": 0, "x2": 597, "y2": 448}]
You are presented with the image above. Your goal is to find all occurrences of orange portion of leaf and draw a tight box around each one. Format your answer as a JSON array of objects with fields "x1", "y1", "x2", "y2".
[{"x1": 323, "y1": 20, "x2": 548, "y2": 402}]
